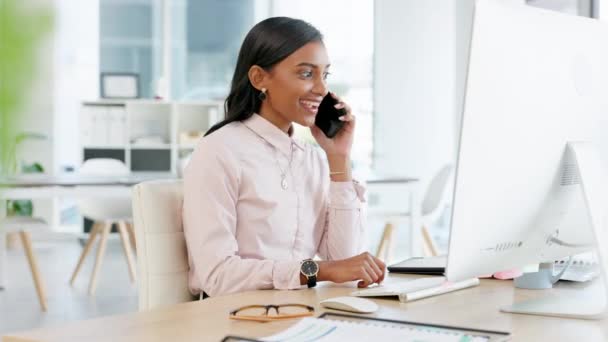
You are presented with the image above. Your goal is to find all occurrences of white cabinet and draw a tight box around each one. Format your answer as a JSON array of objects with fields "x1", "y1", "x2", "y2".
[
  {"x1": 174, "y1": 102, "x2": 221, "y2": 149},
  {"x1": 81, "y1": 104, "x2": 127, "y2": 148},
  {"x1": 80, "y1": 99, "x2": 222, "y2": 174}
]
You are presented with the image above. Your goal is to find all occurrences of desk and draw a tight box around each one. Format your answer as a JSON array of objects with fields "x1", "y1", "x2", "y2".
[
  {"x1": 0, "y1": 173, "x2": 175, "y2": 199},
  {"x1": 0, "y1": 173, "x2": 176, "y2": 289},
  {"x1": 3, "y1": 273, "x2": 606, "y2": 341}
]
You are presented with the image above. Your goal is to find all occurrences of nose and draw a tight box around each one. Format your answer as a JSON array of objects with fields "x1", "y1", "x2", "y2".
[{"x1": 312, "y1": 76, "x2": 328, "y2": 97}]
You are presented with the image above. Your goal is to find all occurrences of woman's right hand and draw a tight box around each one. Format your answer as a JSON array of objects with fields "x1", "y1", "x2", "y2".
[{"x1": 319, "y1": 252, "x2": 386, "y2": 288}]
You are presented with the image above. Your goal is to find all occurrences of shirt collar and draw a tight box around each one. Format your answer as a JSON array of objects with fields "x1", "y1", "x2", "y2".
[{"x1": 243, "y1": 114, "x2": 305, "y2": 157}]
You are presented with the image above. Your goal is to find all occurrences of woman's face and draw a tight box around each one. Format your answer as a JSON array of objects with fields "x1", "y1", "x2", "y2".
[{"x1": 262, "y1": 41, "x2": 330, "y2": 129}]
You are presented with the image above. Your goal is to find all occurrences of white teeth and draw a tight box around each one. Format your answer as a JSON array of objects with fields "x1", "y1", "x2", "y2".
[{"x1": 300, "y1": 100, "x2": 319, "y2": 110}]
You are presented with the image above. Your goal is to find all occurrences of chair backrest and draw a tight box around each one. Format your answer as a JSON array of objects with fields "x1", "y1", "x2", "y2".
[
  {"x1": 421, "y1": 164, "x2": 454, "y2": 217},
  {"x1": 132, "y1": 179, "x2": 195, "y2": 311},
  {"x1": 78, "y1": 158, "x2": 132, "y2": 220}
]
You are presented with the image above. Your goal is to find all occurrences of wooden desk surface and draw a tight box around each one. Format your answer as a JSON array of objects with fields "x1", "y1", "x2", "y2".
[{"x1": 3, "y1": 274, "x2": 607, "y2": 342}]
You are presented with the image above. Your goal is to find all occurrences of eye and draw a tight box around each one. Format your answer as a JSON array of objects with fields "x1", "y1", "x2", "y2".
[
  {"x1": 323, "y1": 71, "x2": 331, "y2": 80},
  {"x1": 299, "y1": 70, "x2": 313, "y2": 79}
]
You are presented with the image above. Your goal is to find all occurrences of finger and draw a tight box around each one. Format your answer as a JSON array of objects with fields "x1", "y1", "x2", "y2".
[
  {"x1": 364, "y1": 262, "x2": 380, "y2": 284},
  {"x1": 334, "y1": 102, "x2": 352, "y2": 115},
  {"x1": 338, "y1": 114, "x2": 355, "y2": 122},
  {"x1": 366, "y1": 256, "x2": 383, "y2": 283},
  {"x1": 357, "y1": 267, "x2": 374, "y2": 288},
  {"x1": 372, "y1": 256, "x2": 387, "y2": 283},
  {"x1": 377, "y1": 264, "x2": 386, "y2": 283}
]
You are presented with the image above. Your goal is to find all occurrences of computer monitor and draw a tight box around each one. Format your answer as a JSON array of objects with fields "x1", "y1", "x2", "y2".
[{"x1": 445, "y1": 0, "x2": 608, "y2": 319}]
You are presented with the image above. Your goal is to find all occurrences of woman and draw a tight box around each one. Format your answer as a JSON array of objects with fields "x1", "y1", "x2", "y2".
[{"x1": 183, "y1": 17, "x2": 385, "y2": 298}]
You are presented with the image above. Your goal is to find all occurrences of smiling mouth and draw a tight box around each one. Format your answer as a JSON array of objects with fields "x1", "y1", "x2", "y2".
[{"x1": 299, "y1": 100, "x2": 320, "y2": 114}]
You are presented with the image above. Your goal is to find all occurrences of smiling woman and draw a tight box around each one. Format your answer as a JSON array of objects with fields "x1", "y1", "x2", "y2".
[
  {"x1": 183, "y1": 17, "x2": 385, "y2": 298},
  {"x1": 204, "y1": 17, "x2": 328, "y2": 136}
]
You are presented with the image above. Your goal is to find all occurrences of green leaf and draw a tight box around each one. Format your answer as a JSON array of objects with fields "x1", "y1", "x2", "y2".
[
  {"x1": 6, "y1": 200, "x2": 33, "y2": 217},
  {"x1": 22, "y1": 162, "x2": 44, "y2": 173}
]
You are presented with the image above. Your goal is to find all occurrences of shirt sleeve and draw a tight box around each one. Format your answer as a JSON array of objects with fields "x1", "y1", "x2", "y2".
[
  {"x1": 182, "y1": 139, "x2": 302, "y2": 297},
  {"x1": 316, "y1": 168, "x2": 368, "y2": 260}
]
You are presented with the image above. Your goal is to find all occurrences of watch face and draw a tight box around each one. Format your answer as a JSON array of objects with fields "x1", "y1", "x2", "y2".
[{"x1": 301, "y1": 260, "x2": 319, "y2": 276}]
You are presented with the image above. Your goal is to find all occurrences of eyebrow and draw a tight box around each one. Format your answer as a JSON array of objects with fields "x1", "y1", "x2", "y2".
[{"x1": 296, "y1": 62, "x2": 331, "y2": 69}]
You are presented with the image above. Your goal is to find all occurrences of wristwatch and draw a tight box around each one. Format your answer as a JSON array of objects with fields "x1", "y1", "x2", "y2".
[{"x1": 300, "y1": 259, "x2": 319, "y2": 288}]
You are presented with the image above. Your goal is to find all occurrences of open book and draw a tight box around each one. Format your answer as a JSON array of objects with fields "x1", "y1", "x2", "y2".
[{"x1": 350, "y1": 276, "x2": 479, "y2": 302}]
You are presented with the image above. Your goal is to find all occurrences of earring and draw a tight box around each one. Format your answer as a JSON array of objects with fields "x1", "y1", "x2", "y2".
[{"x1": 258, "y1": 88, "x2": 267, "y2": 101}]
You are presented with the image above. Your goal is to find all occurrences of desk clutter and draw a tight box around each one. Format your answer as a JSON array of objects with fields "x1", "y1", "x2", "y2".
[
  {"x1": 389, "y1": 255, "x2": 600, "y2": 283},
  {"x1": 224, "y1": 313, "x2": 510, "y2": 342},
  {"x1": 555, "y1": 255, "x2": 600, "y2": 283}
]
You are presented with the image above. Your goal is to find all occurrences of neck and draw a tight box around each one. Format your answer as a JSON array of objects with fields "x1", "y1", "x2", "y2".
[{"x1": 259, "y1": 102, "x2": 291, "y2": 134}]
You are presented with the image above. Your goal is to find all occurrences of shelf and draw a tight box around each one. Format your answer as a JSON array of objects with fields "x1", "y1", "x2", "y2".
[
  {"x1": 178, "y1": 144, "x2": 197, "y2": 150},
  {"x1": 81, "y1": 100, "x2": 223, "y2": 176},
  {"x1": 130, "y1": 144, "x2": 172, "y2": 150},
  {"x1": 83, "y1": 146, "x2": 126, "y2": 150},
  {"x1": 82, "y1": 99, "x2": 127, "y2": 107}
]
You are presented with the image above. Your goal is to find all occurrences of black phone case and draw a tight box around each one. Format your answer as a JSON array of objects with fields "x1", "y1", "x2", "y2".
[{"x1": 315, "y1": 94, "x2": 346, "y2": 138}]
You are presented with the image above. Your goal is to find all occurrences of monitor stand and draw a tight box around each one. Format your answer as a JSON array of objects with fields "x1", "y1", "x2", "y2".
[{"x1": 501, "y1": 142, "x2": 608, "y2": 320}]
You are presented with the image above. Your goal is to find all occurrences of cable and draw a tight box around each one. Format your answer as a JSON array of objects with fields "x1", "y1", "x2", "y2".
[{"x1": 548, "y1": 236, "x2": 593, "y2": 248}]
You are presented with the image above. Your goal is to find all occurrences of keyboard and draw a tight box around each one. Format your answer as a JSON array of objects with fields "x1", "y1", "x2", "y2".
[{"x1": 351, "y1": 277, "x2": 446, "y2": 297}]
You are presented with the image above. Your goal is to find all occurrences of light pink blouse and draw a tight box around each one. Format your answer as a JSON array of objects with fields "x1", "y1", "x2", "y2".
[{"x1": 182, "y1": 113, "x2": 366, "y2": 297}]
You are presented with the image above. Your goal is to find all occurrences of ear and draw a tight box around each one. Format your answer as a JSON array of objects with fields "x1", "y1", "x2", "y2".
[{"x1": 248, "y1": 65, "x2": 270, "y2": 91}]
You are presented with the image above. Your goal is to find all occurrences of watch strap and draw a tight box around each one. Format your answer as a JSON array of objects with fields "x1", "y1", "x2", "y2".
[{"x1": 307, "y1": 274, "x2": 317, "y2": 288}]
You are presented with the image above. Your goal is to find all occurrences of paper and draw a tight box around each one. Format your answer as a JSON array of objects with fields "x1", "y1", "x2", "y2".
[{"x1": 261, "y1": 317, "x2": 490, "y2": 342}]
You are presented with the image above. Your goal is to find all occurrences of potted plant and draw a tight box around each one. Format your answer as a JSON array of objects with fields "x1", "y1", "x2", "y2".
[
  {"x1": 5, "y1": 132, "x2": 47, "y2": 217},
  {"x1": 0, "y1": 0, "x2": 53, "y2": 249}
]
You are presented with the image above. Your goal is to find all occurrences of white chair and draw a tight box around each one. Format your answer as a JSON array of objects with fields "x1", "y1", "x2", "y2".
[
  {"x1": 132, "y1": 180, "x2": 195, "y2": 311},
  {"x1": 374, "y1": 164, "x2": 454, "y2": 262},
  {"x1": 69, "y1": 158, "x2": 136, "y2": 295},
  {"x1": 0, "y1": 216, "x2": 48, "y2": 311}
]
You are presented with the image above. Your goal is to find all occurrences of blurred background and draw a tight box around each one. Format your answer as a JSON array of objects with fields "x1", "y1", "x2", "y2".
[{"x1": 0, "y1": 0, "x2": 603, "y2": 334}]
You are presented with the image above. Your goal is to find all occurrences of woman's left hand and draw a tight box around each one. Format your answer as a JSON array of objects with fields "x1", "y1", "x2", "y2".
[{"x1": 310, "y1": 92, "x2": 355, "y2": 157}]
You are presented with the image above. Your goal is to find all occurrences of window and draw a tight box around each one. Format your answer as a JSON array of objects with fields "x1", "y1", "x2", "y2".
[
  {"x1": 100, "y1": 0, "x2": 162, "y2": 99},
  {"x1": 170, "y1": 0, "x2": 260, "y2": 100}
]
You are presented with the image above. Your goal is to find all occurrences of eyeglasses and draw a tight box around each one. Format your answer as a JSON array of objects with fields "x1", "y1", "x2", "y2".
[{"x1": 229, "y1": 304, "x2": 315, "y2": 322}]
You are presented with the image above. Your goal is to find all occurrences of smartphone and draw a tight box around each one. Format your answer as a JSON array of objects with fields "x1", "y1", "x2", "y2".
[{"x1": 315, "y1": 93, "x2": 347, "y2": 138}]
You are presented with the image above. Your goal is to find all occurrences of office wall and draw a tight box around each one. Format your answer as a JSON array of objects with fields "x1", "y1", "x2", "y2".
[
  {"x1": 373, "y1": 0, "x2": 457, "y2": 187},
  {"x1": 53, "y1": 0, "x2": 99, "y2": 172}
]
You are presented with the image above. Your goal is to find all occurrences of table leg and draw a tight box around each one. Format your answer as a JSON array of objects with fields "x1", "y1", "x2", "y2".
[
  {"x1": 409, "y1": 188, "x2": 422, "y2": 257},
  {"x1": 0, "y1": 232, "x2": 5, "y2": 290}
]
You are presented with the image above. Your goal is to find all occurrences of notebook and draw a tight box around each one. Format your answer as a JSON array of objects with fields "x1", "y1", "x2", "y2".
[
  {"x1": 387, "y1": 256, "x2": 446, "y2": 275},
  {"x1": 351, "y1": 276, "x2": 480, "y2": 302},
  {"x1": 223, "y1": 312, "x2": 511, "y2": 341}
]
